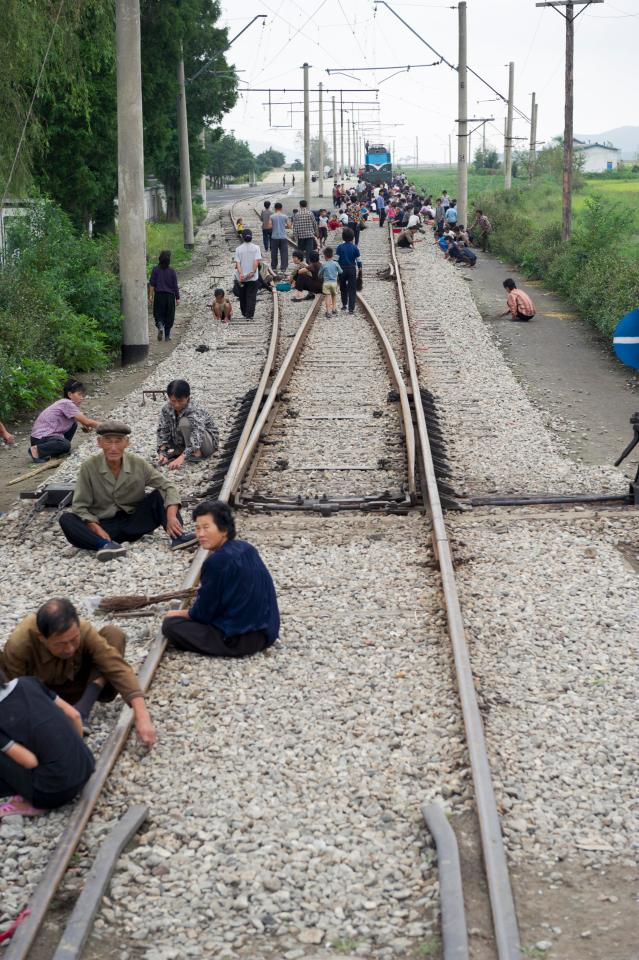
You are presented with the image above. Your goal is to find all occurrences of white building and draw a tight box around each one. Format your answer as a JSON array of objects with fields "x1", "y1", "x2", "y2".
[{"x1": 573, "y1": 139, "x2": 621, "y2": 173}]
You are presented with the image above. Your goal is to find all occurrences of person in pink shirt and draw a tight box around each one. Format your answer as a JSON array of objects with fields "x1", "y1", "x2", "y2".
[
  {"x1": 29, "y1": 379, "x2": 99, "y2": 463},
  {"x1": 501, "y1": 278, "x2": 536, "y2": 322}
]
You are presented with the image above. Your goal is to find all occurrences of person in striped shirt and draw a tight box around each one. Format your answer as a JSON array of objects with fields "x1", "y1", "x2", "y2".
[{"x1": 501, "y1": 279, "x2": 536, "y2": 322}]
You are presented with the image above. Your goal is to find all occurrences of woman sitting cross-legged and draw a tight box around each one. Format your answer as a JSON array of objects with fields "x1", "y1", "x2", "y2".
[
  {"x1": 0, "y1": 669, "x2": 95, "y2": 817},
  {"x1": 162, "y1": 500, "x2": 280, "y2": 658}
]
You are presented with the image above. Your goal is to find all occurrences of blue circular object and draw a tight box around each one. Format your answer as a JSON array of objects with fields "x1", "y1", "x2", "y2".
[{"x1": 613, "y1": 308, "x2": 639, "y2": 369}]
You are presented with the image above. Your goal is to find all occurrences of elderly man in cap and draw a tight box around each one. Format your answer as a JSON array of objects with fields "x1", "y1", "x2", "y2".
[
  {"x1": 59, "y1": 420, "x2": 196, "y2": 560},
  {"x1": 1, "y1": 598, "x2": 156, "y2": 743},
  {"x1": 233, "y1": 228, "x2": 261, "y2": 320}
]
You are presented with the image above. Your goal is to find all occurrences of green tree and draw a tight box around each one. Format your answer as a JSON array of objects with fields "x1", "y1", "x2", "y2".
[
  {"x1": 255, "y1": 148, "x2": 286, "y2": 172},
  {"x1": 141, "y1": 0, "x2": 237, "y2": 219},
  {"x1": 205, "y1": 130, "x2": 255, "y2": 186}
]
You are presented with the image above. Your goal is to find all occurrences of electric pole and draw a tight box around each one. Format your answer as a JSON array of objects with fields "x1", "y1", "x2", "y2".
[
  {"x1": 448, "y1": 133, "x2": 452, "y2": 166},
  {"x1": 537, "y1": 0, "x2": 603, "y2": 239},
  {"x1": 318, "y1": 82, "x2": 324, "y2": 196},
  {"x1": 303, "y1": 62, "x2": 310, "y2": 203},
  {"x1": 116, "y1": 0, "x2": 148, "y2": 364},
  {"x1": 332, "y1": 96, "x2": 337, "y2": 186},
  {"x1": 198, "y1": 128, "x2": 207, "y2": 205},
  {"x1": 504, "y1": 61, "x2": 514, "y2": 190},
  {"x1": 347, "y1": 116, "x2": 351, "y2": 176},
  {"x1": 177, "y1": 54, "x2": 194, "y2": 248},
  {"x1": 528, "y1": 92, "x2": 537, "y2": 181},
  {"x1": 340, "y1": 92, "x2": 344, "y2": 179},
  {"x1": 457, "y1": 1, "x2": 468, "y2": 227},
  {"x1": 415, "y1": 135, "x2": 419, "y2": 168}
]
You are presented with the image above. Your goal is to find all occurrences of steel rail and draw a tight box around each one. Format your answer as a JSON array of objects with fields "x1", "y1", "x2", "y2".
[
  {"x1": 421, "y1": 802, "x2": 470, "y2": 960},
  {"x1": 389, "y1": 226, "x2": 522, "y2": 960},
  {"x1": 5, "y1": 197, "x2": 280, "y2": 959}
]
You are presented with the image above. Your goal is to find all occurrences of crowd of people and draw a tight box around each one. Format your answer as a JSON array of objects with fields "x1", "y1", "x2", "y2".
[{"x1": 0, "y1": 174, "x2": 537, "y2": 822}]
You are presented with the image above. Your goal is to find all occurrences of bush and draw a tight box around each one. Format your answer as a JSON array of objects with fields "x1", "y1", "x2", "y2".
[
  {"x1": 480, "y1": 182, "x2": 639, "y2": 338},
  {"x1": 0, "y1": 352, "x2": 66, "y2": 422},
  {"x1": 0, "y1": 199, "x2": 121, "y2": 418}
]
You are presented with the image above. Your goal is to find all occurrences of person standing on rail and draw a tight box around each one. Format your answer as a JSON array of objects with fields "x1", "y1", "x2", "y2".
[
  {"x1": 148, "y1": 250, "x2": 180, "y2": 342},
  {"x1": 335, "y1": 227, "x2": 361, "y2": 315},
  {"x1": 2, "y1": 598, "x2": 157, "y2": 743},
  {"x1": 291, "y1": 199, "x2": 318, "y2": 261},
  {"x1": 234, "y1": 229, "x2": 261, "y2": 320},
  {"x1": 162, "y1": 500, "x2": 279, "y2": 658},
  {"x1": 260, "y1": 200, "x2": 272, "y2": 252},
  {"x1": 501, "y1": 279, "x2": 536, "y2": 321},
  {"x1": 269, "y1": 202, "x2": 290, "y2": 272}
]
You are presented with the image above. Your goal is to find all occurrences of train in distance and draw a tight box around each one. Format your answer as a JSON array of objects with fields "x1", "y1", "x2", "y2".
[{"x1": 360, "y1": 143, "x2": 392, "y2": 185}]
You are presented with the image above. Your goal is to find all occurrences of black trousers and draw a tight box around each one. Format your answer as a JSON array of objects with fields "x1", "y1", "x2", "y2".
[
  {"x1": 297, "y1": 237, "x2": 315, "y2": 261},
  {"x1": 270, "y1": 238, "x2": 289, "y2": 271},
  {"x1": 0, "y1": 752, "x2": 86, "y2": 808},
  {"x1": 262, "y1": 228, "x2": 271, "y2": 251},
  {"x1": 59, "y1": 489, "x2": 174, "y2": 550},
  {"x1": 162, "y1": 616, "x2": 269, "y2": 658},
  {"x1": 153, "y1": 291, "x2": 176, "y2": 334},
  {"x1": 31, "y1": 422, "x2": 77, "y2": 458},
  {"x1": 238, "y1": 281, "x2": 258, "y2": 319},
  {"x1": 378, "y1": 208, "x2": 387, "y2": 227},
  {"x1": 348, "y1": 222, "x2": 361, "y2": 245},
  {"x1": 513, "y1": 311, "x2": 534, "y2": 321},
  {"x1": 319, "y1": 227, "x2": 328, "y2": 243},
  {"x1": 339, "y1": 264, "x2": 358, "y2": 311}
]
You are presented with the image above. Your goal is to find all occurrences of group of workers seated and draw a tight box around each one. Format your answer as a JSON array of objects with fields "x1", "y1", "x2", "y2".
[{"x1": 0, "y1": 386, "x2": 280, "y2": 819}]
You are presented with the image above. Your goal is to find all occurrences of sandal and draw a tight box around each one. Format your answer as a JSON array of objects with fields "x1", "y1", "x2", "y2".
[
  {"x1": 0, "y1": 795, "x2": 46, "y2": 818},
  {"x1": 28, "y1": 449, "x2": 49, "y2": 464}
]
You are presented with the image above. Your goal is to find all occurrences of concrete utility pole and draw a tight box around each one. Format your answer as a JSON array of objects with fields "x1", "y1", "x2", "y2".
[
  {"x1": 347, "y1": 117, "x2": 351, "y2": 175},
  {"x1": 303, "y1": 62, "x2": 310, "y2": 203},
  {"x1": 448, "y1": 133, "x2": 452, "y2": 166},
  {"x1": 457, "y1": 1, "x2": 468, "y2": 227},
  {"x1": 116, "y1": 0, "x2": 148, "y2": 364},
  {"x1": 340, "y1": 92, "x2": 344, "y2": 179},
  {"x1": 537, "y1": 1, "x2": 602, "y2": 238},
  {"x1": 332, "y1": 96, "x2": 337, "y2": 185},
  {"x1": 528, "y1": 92, "x2": 537, "y2": 180},
  {"x1": 318, "y1": 82, "x2": 324, "y2": 196},
  {"x1": 198, "y1": 129, "x2": 207, "y2": 205},
  {"x1": 415, "y1": 135, "x2": 419, "y2": 168},
  {"x1": 504, "y1": 61, "x2": 515, "y2": 190},
  {"x1": 177, "y1": 55, "x2": 194, "y2": 248}
]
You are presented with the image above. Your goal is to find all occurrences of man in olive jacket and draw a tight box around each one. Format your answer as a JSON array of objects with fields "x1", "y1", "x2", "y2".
[{"x1": 59, "y1": 420, "x2": 195, "y2": 561}]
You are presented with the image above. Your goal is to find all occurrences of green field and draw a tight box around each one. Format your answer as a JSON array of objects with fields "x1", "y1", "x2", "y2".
[{"x1": 145, "y1": 221, "x2": 194, "y2": 270}]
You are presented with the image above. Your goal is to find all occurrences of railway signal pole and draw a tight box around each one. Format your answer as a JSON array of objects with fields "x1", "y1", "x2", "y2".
[
  {"x1": 116, "y1": 0, "x2": 148, "y2": 364},
  {"x1": 536, "y1": 0, "x2": 604, "y2": 239}
]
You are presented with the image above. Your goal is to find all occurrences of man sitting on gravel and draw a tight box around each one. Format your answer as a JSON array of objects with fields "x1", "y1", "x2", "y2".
[
  {"x1": 162, "y1": 500, "x2": 279, "y2": 658},
  {"x1": 156, "y1": 379, "x2": 219, "y2": 471},
  {"x1": 1, "y1": 598, "x2": 156, "y2": 744},
  {"x1": 501, "y1": 278, "x2": 536, "y2": 322},
  {"x1": 59, "y1": 420, "x2": 196, "y2": 561}
]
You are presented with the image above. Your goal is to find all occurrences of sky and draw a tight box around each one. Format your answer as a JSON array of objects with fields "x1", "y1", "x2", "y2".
[{"x1": 217, "y1": 0, "x2": 639, "y2": 164}]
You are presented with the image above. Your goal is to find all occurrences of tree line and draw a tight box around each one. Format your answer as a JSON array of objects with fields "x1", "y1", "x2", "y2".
[{"x1": 1, "y1": 0, "x2": 238, "y2": 232}]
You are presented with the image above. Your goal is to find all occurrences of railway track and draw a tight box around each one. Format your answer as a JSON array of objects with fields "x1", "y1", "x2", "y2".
[{"x1": 4, "y1": 199, "x2": 522, "y2": 960}]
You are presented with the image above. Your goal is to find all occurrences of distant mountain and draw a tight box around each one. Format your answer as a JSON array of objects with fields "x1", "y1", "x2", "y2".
[{"x1": 574, "y1": 126, "x2": 639, "y2": 161}]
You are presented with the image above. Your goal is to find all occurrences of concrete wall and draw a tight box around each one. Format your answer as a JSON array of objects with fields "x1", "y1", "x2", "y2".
[{"x1": 578, "y1": 146, "x2": 621, "y2": 173}]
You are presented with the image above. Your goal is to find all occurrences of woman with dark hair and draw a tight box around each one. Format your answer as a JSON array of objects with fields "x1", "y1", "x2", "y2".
[
  {"x1": 0, "y1": 668, "x2": 95, "y2": 817},
  {"x1": 162, "y1": 500, "x2": 280, "y2": 658},
  {"x1": 292, "y1": 250, "x2": 322, "y2": 301},
  {"x1": 148, "y1": 249, "x2": 180, "y2": 342},
  {"x1": 29, "y1": 379, "x2": 99, "y2": 463}
]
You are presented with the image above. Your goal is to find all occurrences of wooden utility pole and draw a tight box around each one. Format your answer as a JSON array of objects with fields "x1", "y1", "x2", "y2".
[
  {"x1": 303, "y1": 63, "x2": 310, "y2": 203},
  {"x1": 318, "y1": 82, "x2": 324, "y2": 196},
  {"x1": 504, "y1": 61, "x2": 515, "y2": 190},
  {"x1": 536, "y1": 0, "x2": 604, "y2": 240},
  {"x1": 528, "y1": 92, "x2": 537, "y2": 180},
  {"x1": 457, "y1": 1, "x2": 468, "y2": 228}
]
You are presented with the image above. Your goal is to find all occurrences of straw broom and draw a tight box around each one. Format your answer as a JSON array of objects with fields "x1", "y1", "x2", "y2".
[{"x1": 97, "y1": 588, "x2": 197, "y2": 613}]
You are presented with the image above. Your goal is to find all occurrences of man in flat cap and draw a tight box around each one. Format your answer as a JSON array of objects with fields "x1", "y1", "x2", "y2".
[{"x1": 59, "y1": 421, "x2": 196, "y2": 560}]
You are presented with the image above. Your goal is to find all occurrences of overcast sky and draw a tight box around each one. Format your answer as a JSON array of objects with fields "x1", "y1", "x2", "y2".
[{"x1": 217, "y1": 0, "x2": 638, "y2": 164}]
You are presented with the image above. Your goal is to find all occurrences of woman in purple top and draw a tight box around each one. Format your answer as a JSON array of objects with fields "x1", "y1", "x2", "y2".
[
  {"x1": 29, "y1": 379, "x2": 99, "y2": 463},
  {"x1": 148, "y1": 250, "x2": 180, "y2": 342}
]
